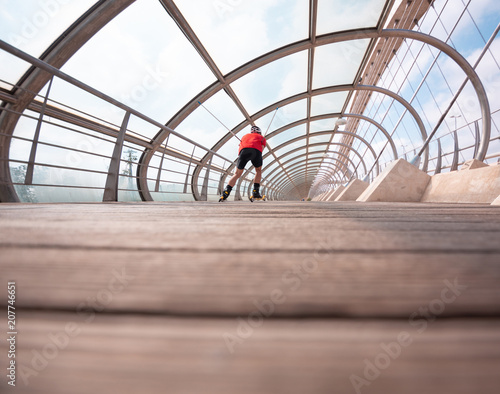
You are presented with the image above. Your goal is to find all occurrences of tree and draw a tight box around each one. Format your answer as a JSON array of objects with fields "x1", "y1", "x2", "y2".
[{"x1": 10, "y1": 165, "x2": 38, "y2": 202}]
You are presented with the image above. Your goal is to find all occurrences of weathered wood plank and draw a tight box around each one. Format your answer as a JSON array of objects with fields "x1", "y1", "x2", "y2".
[
  {"x1": 1, "y1": 248, "x2": 499, "y2": 317},
  {"x1": 4, "y1": 312, "x2": 500, "y2": 394},
  {"x1": 1, "y1": 201, "x2": 499, "y2": 394}
]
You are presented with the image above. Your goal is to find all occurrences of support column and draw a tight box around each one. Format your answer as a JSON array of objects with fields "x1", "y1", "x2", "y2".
[{"x1": 103, "y1": 111, "x2": 130, "y2": 202}]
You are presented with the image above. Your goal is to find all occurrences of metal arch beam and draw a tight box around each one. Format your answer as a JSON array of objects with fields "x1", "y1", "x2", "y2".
[
  {"x1": 211, "y1": 84, "x2": 413, "y2": 168},
  {"x1": 279, "y1": 176, "x2": 315, "y2": 198},
  {"x1": 162, "y1": 28, "x2": 491, "y2": 200},
  {"x1": 315, "y1": 166, "x2": 351, "y2": 184},
  {"x1": 266, "y1": 120, "x2": 381, "y2": 160},
  {"x1": 256, "y1": 152, "x2": 343, "y2": 196},
  {"x1": 356, "y1": 85, "x2": 428, "y2": 170},
  {"x1": 261, "y1": 141, "x2": 356, "y2": 180},
  {"x1": 142, "y1": 28, "x2": 382, "y2": 199},
  {"x1": 262, "y1": 157, "x2": 344, "y2": 195},
  {"x1": 265, "y1": 148, "x2": 361, "y2": 189},
  {"x1": 311, "y1": 174, "x2": 345, "y2": 194},
  {"x1": 264, "y1": 153, "x2": 345, "y2": 184},
  {"x1": 0, "y1": 0, "x2": 136, "y2": 202},
  {"x1": 266, "y1": 155, "x2": 351, "y2": 195},
  {"x1": 254, "y1": 167, "x2": 318, "y2": 198},
  {"x1": 273, "y1": 171, "x2": 313, "y2": 195},
  {"x1": 272, "y1": 175, "x2": 305, "y2": 199},
  {"x1": 158, "y1": 0, "x2": 254, "y2": 130},
  {"x1": 278, "y1": 164, "x2": 345, "y2": 195},
  {"x1": 266, "y1": 139, "x2": 368, "y2": 175},
  {"x1": 237, "y1": 141, "x2": 364, "y2": 198},
  {"x1": 264, "y1": 161, "x2": 324, "y2": 192},
  {"x1": 305, "y1": 161, "x2": 345, "y2": 186},
  {"x1": 380, "y1": 29, "x2": 491, "y2": 161},
  {"x1": 280, "y1": 161, "x2": 343, "y2": 190},
  {"x1": 263, "y1": 139, "x2": 365, "y2": 176},
  {"x1": 314, "y1": 171, "x2": 347, "y2": 187},
  {"x1": 203, "y1": 86, "x2": 415, "y2": 192}
]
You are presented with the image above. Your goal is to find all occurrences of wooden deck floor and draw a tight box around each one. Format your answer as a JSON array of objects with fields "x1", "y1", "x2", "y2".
[{"x1": 1, "y1": 201, "x2": 500, "y2": 393}]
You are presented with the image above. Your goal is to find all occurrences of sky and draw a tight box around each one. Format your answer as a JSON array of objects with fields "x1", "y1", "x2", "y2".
[{"x1": 0, "y1": 0, "x2": 499, "y2": 200}]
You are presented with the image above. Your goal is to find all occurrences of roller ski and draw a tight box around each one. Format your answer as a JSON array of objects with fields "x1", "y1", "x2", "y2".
[
  {"x1": 219, "y1": 186, "x2": 231, "y2": 202},
  {"x1": 249, "y1": 188, "x2": 266, "y2": 202}
]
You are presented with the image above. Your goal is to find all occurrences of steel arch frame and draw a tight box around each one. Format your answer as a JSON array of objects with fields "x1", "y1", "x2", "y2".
[
  {"x1": 158, "y1": 28, "x2": 489, "y2": 201},
  {"x1": 225, "y1": 132, "x2": 371, "y2": 201},
  {"x1": 256, "y1": 156, "x2": 347, "y2": 197},
  {"x1": 246, "y1": 143, "x2": 360, "y2": 199},
  {"x1": 193, "y1": 85, "x2": 421, "y2": 200},
  {"x1": 271, "y1": 164, "x2": 346, "y2": 198},
  {"x1": 262, "y1": 148, "x2": 362, "y2": 192}
]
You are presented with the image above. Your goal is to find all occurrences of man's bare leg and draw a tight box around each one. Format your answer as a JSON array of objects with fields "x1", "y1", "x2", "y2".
[
  {"x1": 228, "y1": 168, "x2": 244, "y2": 187},
  {"x1": 253, "y1": 167, "x2": 262, "y2": 184}
]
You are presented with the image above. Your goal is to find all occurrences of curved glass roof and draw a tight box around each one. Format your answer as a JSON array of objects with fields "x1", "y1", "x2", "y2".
[{"x1": 1, "y1": 0, "x2": 499, "y2": 202}]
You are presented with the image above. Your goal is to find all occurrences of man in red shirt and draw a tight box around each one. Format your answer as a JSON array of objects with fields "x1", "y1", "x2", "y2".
[{"x1": 219, "y1": 125, "x2": 266, "y2": 201}]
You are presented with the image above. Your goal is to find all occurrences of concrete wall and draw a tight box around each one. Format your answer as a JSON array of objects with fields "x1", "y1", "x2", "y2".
[
  {"x1": 357, "y1": 158, "x2": 431, "y2": 202},
  {"x1": 327, "y1": 186, "x2": 346, "y2": 201},
  {"x1": 335, "y1": 179, "x2": 369, "y2": 201},
  {"x1": 314, "y1": 159, "x2": 500, "y2": 205},
  {"x1": 421, "y1": 162, "x2": 500, "y2": 204}
]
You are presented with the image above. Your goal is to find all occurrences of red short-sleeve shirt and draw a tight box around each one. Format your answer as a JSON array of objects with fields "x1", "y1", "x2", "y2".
[{"x1": 239, "y1": 133, "x2": 266, "y2": 153}]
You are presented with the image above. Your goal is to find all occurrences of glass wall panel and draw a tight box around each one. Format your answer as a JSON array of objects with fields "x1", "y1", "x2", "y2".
[
  {"x1": 0, "y1": 0, "x2": 99, "y2": 80},
  {"x1": 316, "y1": 0, "x2": 387, "y2": 35},
  {"x1": 312, "y1": 40, "x2": 370, "y2": 89},
  {"x1": 57, "y1": 0, "x2": 215, "y2": 125},
  {"x1": 175, "y1": 0, "x2": 309, "y2": 73},
  {"x1": 310, "y1": 92, "x2": 349, "y2": 117},
  {"x1": 231, "y1": 50, "x2": 308, "y2": 115}
]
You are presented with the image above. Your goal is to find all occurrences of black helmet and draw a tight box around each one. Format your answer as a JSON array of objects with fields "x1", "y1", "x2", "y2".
[{"x1": 251, "y1": 126, "x2": 261, "y2": 134}]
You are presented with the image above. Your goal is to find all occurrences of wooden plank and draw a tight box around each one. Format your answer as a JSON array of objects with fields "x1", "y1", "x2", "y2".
[
  {"x1": 3, "y1": 312, "x2": 500, "y2": 394},
  {"x1": 1, "y1": 248, "x2": 500, "y2": 317},
  {"x1": 1, "y1": 201, "x2": 500, "y2": 393}
]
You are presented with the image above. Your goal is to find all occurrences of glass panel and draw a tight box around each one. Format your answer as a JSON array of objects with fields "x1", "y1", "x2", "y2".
[
  {"x1": 9, "y1": 138, "x2": 32, "y2": 163},
  {"x1": 24, "y1": 185, "x2": 103, "y2": 203},
  {"x1": 58, "y1": 0, "x2": 215, "y2": 125},
  {"x1": 310, "y1": 118, "x2": 338, "y2": 132},
  {"x1": 167, "y1": 134, "x2": 198, "y2": 157},
  {"x1": 38, "y1": 120, "x2": 115, "y2": 161},
  {"x1": 263, "y1": 162, "x2": 280, "y2": 176},
  {"x1": 177, "y1": 90, "x2": 245, "y2": 147},
  {"x1": 268, "y1": 124, "x2": 307, "y2": 146},
  {"x1": 118, "y1": 175, "x2": 141, "y2": 202},
  {"x1": 316, "y1": 0, "x2": 387, "y2": 35},
  {"x1": 313, "y1": 40, "x2": 370, "y2": 89},
  {"x1": 309, "y1": 133, "x2": 333, "y2": 144},
  {"x1": 33, "y1": 165, "x2": 106, "y2": 188},
  {"x1": 0, "y1": 0, "x2": 99, "y2": 81},
  {"x1": 308, "y1": 144, "x2": 328, "y2": 153},
  {"x1": 44, "y1": 78, "x2": 127, "y2": 130},
  {"x1": 284, "y1": 155, "x2": 307, "y2": 167},
  {"x1": 33, "y1": 142, "x2": 109, "y2": 173},
  {"x1": 0, "y1": 52, "x2": 30, "y2": 88},
  {"x1": 215, "y1": 138, "x2": 240, "y2": 162},
  {"x1": 281, "y1": 147, "x2": 306, "y2": 161},
  {"x1": 11, "y1": 110, "x2": 39, "y2": 141},
  {"x1": 257, "y1": 99, "x2": 308, "y2": 136},
  {"x1": 127, "y1": 115, "x2": 164, "y2": 142},
  {"x1": 231, "y1": 50, "x2": 308, "y2": 115},
  {"x1": 311, "y1": 92, "x2": 349, "y2": 117},
  {"x1": 273, "y1": 140, "x2": 305, "y2": 157},
  {"x1": 174, "y1": 0, "x2": 309, "y2": 74}
]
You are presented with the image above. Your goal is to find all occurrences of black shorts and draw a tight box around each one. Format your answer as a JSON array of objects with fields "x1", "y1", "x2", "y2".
[{"x1": 237, "y1": 148, "x2": 263, "y2": 169}]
